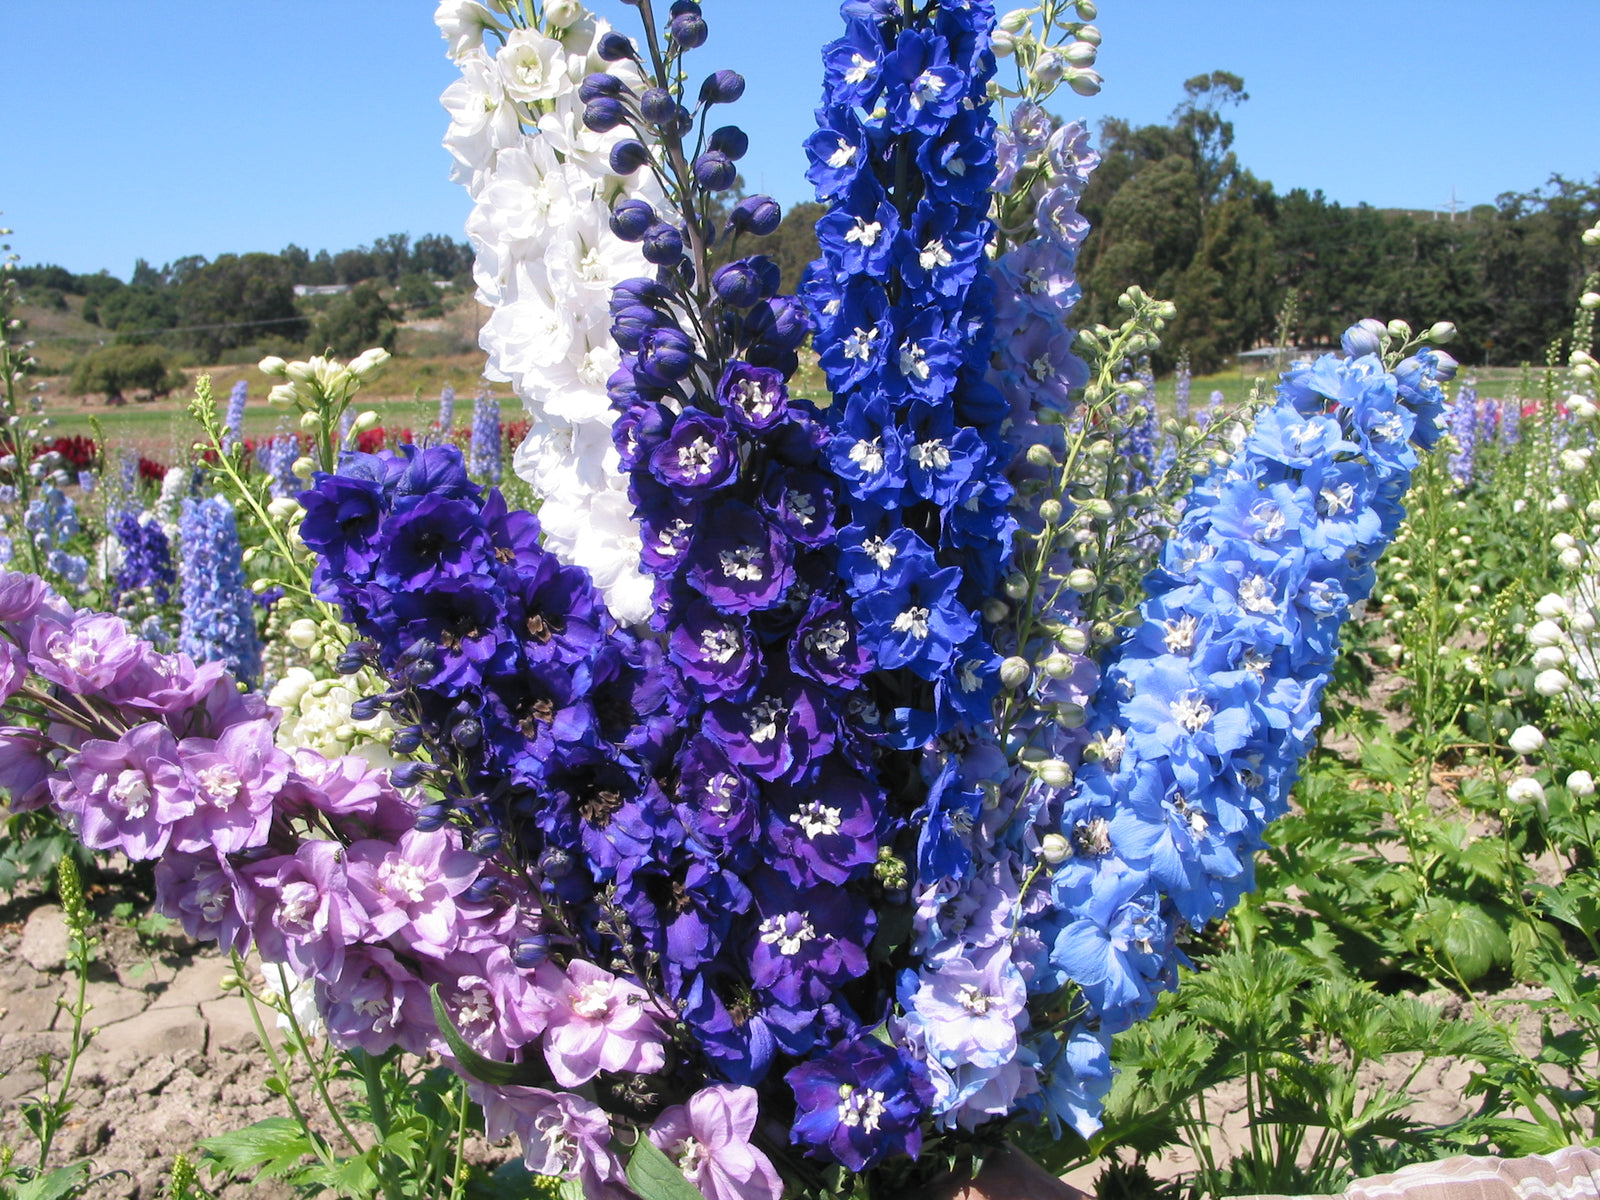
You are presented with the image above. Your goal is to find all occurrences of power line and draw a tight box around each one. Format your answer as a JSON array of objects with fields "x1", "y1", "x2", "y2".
[{"x1": 90, "y1": 314, "x2": 310, "y2": 340}]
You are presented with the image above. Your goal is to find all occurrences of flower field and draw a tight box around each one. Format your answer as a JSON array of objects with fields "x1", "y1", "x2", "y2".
[{"x1": 0, "y1": 2, "x2": 1598, "y2": 1200}]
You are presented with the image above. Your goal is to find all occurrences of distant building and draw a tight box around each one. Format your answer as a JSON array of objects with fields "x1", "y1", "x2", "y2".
[{"x1": 293, "y1": 284, "x2": 351, "y2": 297}]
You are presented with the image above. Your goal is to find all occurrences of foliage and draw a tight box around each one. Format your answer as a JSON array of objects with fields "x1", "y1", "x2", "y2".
[
  {"x1": 67, "y1": 343, "x2": 186, "y2": 403},
  {"x1": 309, "y1": 284, "x2": 396, "y2": 358}
]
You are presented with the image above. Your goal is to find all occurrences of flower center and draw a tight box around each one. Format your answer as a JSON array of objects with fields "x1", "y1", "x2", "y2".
[
  {"x1": 900, "y1": 343, "x2": 930, "y2": 381},
  {"x1": 863, "y1": 536, "x2": 896, "y2": 569},
  {"x1": 719, "y1": 545, "x2": 766, "y2": 582},
  {"x1": 828, "y1": 138, "x2": 857, "y2": 169},
  {"x1": 1238, "y1": 575, "x2": 1277, "y2": 614},
  {"x1": 849, "y1": 438, "x2": 885, "y2": 474},
  {"x1": 748, "y1": 701, "x2": 786, "y2": 744},
  {"x1": 919, "y1": 239, "x2": 952, "y2": 271},
  {"x1": 699, "y1": 624, "x2": 742, "y2": 664},
  {"x1": 572, "y1": 981, "x2": 613, "y2": 1021},
  {"x1": 842, "y1": 325, "x2": 880, "y2": 362},
  {"x1": 1163, "y1": 615, "x2": 1199, "y2": 654},
  {"x1": 837, "y1": 1085, "x2": 887, "y2": 1132},
  {"x1": 735, "y1": 378, "x2": 777, "y2": 419},
  {"x1": 910, "y1": 70, "x2": 946, "y2": 109},
  {"x1": 380, "y1": 859, "x2": 428, "y2": 904},
  {"x1": 196, "y1": 763, "x2": 242, "y2": 807},
  {"x1": 893, "y1": 606, "x2": 931, "y2": 639},
  {"x1": 759, "y1": 913, "x2": 816, "y2": 956},
  {"x1": 958, "y1": 983, "x2": 993, "y2": 1014},
  {"x1": 109, "y1": 768, "x2": 151, "y2": 818},
  {"x1": 676, "y1": 437, "x2": 719, "y2": 478},
  {"x1": 1170, "y1": 690, "x2": 1215, "y2": 733},
  {"x1": 844, "y1": 53, "x2": 876, "y2": 85},
  {"x1": 913, "y1": 439, "x2": 950, "y2": 470},
  {"x1": 846, "y1": 217, "x2": 882, "y2": 247},
  {"x1": 806, "y1": 620, "x2": 850, "y2": 662},
  {"x1": 795, "y1": 800, "x2": 843, "y2": 838}
]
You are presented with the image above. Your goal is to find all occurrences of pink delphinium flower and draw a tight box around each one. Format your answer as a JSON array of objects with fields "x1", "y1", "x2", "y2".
[
  {"x1": 474, "y1": 1084, "x2": 627, "y2": 1200},
  {"x1": 28, "y1": 612, "x2": 142, "y2": 695},
  {"x1": 249, "y1": 840, "x2": 369, "y2": 980},
  {"x1": 52, "y1": 723, "x2": 194, "y2": 859},
  {"x1": 536, "y1": 959, "x2": 667, "y2": 1087},
  {"x1": 171, "y1": 717, "x2": 289, "y2": 854},
  {"x1": 346, "y1": 827, "x2": 482, "y2": 957},
  {"x1": 649, "y1": 1084, "x2": 783, "y2": 1200}
]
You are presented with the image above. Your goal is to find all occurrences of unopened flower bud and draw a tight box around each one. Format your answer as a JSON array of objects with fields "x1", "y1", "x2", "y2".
[
  {"x1": 544, "y1": 0, "x2": 580, "y2": 25},
  {"x1": 1035, "y1": 758, "x2": 1073, "y2": 787},
  {"x1": 1532, "y1": 645, "x2": 1567, "y2": 671},
  {"x1": 1065, "y1": 67, "x2": 1102, "y2": 96},
  {"x1": 1026, "y1": 443, "x2": 1055, "y2": 467},
  {"x1": 350, "y1": 347, "x2": 390, "y2": 379},
  {"x1": 258, "y1": 356, "x2": 288, "y2": 376},
  {"x1": 1066, "y1": 567, "x2": 1097, "y2": 592},
  {"x1": 1561, "y1": 546, "x2": 1584, "y2": 569},
  {"x1": 1058, "y1": 626, "x2": 1089, "y2": 654},
  {"x1": 1427, "y1": 321, "x2": 1457, "y2": 344},
  {"x1": 1582, "y1": 292, "x2": 1600, "y2": 311},
  {"x1": 1003, "y1": 573, "x2": 1029, "y2": 600},
  {"x1": 1386, "y1": 319, "x2": 1412, "y2": 341},
  {"x1": 1041, "y1": 652, "x2": 1073, "y2": 678},
  {"x1": 266, "y1": 497, "x2": 301, "y2": 520},
  {"x1": 982, "y1": 598, "x2": 1009, "y2": 624},
  {"x1": 1040, "y1": 832, "x2": 1070, "y2": 864},
  {"x1": 1038, "y1": 498, "x2": 1063, "y2": 524},
  {"x1": 1534, "y1": 668, "x2": 1570, "y2": 697},
  {"x1": 999, "y1": 656, "x2": 1030, "y2": 689},
  {"x1": 298, "y1": 411, "x2": 321, "y2": 432},
  {"x1": 1508, "y1": 725, "x2": 1546, "y2": 755},
  {"x1": 268, "y1": 383, "x2": 297, "y2": 408},
  {"x1": 1568, "y1": 770, "x2": 1596, "y2": 797},
  {"x1": 291, "y1": 456, "x2": 316, "y2": 481},
  {"x1": 1076, "y1": 23, "x2": 1102, "y2": 44},
  {"x1": 352, "y1": 410, "x2": 380, "y2": 433},
  {"x1": 1585, "y1": 226, "x2": 1600, "y2": 247},
  {"x1": 1507, "y1": 776, "x2": 1546, "y2": 808},
  {"x1": 1062, "y1": 40, "x2": 1098, "y2": 66},
  {"x1": 287, "y1": 618, "x2": 320, "y2": 649},
  {"x1": 998, "y1": 8, "x2": 1029, "y2": 32}
]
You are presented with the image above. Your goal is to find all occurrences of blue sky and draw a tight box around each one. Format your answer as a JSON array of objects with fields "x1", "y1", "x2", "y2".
[{"x1": 2, "y1": 2, "x2": 1594, "y2": 278}]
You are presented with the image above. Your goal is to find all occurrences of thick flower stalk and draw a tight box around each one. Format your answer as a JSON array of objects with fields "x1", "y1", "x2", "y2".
[
  {"x1": 440, "y1": 0, "x2": 670, "y2": 623},
  {"x1": 177, "y1": 495, "x2": 262, "y2": 687},
  {"x1": 1030, "y1": 331, "x2": 1449, "y2": 1046}
]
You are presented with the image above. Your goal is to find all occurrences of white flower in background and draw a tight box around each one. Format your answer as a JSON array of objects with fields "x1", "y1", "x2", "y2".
[
  {"x1": 156, "y1": 466, "x2": 190, "y2": 541},
  {"x1": 1532, "y1": 645, "x2": 1567, "y2": 671},
  {"x1": 1568, "y1": 770, "x2": 1597, "y2": 797},
  {"x1": 1508, "y1": 725, "x2": 1546, "y2": 755},
  {"x1": 1535, "y1": 668, "x2": 1572, "y2": 697},
  {"x1": 259, "y1": 958, "x2": 325, "y2": 1040},
  {"x1": 268, "y1": 667, "x2": 396, "y2": 765},
  {"x1": 1507, "y1": 777, "x2": 1546, "y2": 807},
  {"x1": 1535, "y1": 593, "x2": 1571, "y2": 620},
  {"x1": 439, "y1": 3, "x2": 667, "y2": 624}
]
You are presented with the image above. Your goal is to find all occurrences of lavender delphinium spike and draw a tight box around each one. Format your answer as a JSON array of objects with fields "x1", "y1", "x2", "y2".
[
  {"x1": 1447, "y1": 376, "x2": 1479, "y2": 485},
  {"x1": 223, "y1": 380, "x2": 248, "y2": 451},
  {"x1": 178, "y1": 495, "x2": 261, "y2": 686},
  {"x1": 469, "y1": 391, "x2": 501, "y2": 482},
  {"x1": 1175, "y1": 355, "x2": 1192, "y2": 423},
  {"x1": 437, "y1": 385, "x2": 456, "y2": 441}
]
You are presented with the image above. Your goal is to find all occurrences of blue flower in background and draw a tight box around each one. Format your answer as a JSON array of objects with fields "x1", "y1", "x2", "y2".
[{"x1": 178, "y1": 495, "x2": 262, "y2": 686}]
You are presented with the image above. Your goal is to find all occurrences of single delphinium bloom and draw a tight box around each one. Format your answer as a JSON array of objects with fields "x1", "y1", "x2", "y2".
[
  {"x1": 223, "y1": 379, "x2": 248, "y2": 451},
  {"x1": 470, "y1": 391, "x2": 502, "y2": 482},
  {"x1": 441, "y1": 1, "x2": 667, "y2": 623},
  {"x1": 177, "y1": 495, "x2": 262, "y2": 686}
]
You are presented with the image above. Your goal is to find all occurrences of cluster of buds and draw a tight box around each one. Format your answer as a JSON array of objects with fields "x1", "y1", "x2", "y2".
[
  {"x1": 259, "y1": 350, "x2": 387, "y2": 476},
  {"x1": 993, "y1": 1, "x2": 1102, "y2": 99}
]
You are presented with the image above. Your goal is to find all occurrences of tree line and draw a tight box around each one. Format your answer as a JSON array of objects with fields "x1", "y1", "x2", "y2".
[
  {"x1": 1074, "y1": 72, "x2": 1599, "y2": 372},
  {"x1": 17, "y1": 233, "x2": 475, "y2": 365}
]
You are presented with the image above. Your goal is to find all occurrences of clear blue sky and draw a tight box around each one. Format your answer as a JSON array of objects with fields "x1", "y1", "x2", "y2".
[{"x1": 2, "y1": 2, "x2": 1594, "y2": 279}]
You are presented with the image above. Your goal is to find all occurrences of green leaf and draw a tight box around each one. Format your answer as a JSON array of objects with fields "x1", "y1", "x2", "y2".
[
  {"x1": 429, "y1": 984, "x2": 553, "y2": 1088},
  {"x1": 14, "y1": 1163, "x2": 91, "y2": 1200},
  {"x1": 624, "y1": 1135, "x2": 707, "y2": 1200},
  {"x1": 198, "y1": 1116, "x2": 317, "y2": 1180}
]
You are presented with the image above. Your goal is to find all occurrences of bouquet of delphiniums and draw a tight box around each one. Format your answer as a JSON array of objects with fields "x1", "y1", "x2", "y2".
[{"x1": 0, "y1": 2, "x2": 1463, "y2": 1198}]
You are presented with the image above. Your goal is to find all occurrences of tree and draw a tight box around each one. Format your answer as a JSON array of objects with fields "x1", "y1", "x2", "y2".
[
  {"x1": 174, "y1": 253, "x2": 306, "y2": 360},
  {"x1": 69, "y1": 344, "x2": 186, "y2": 404},
  {"x1": 310, "y1": 283, "x2": 396, "y2": 356}
]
